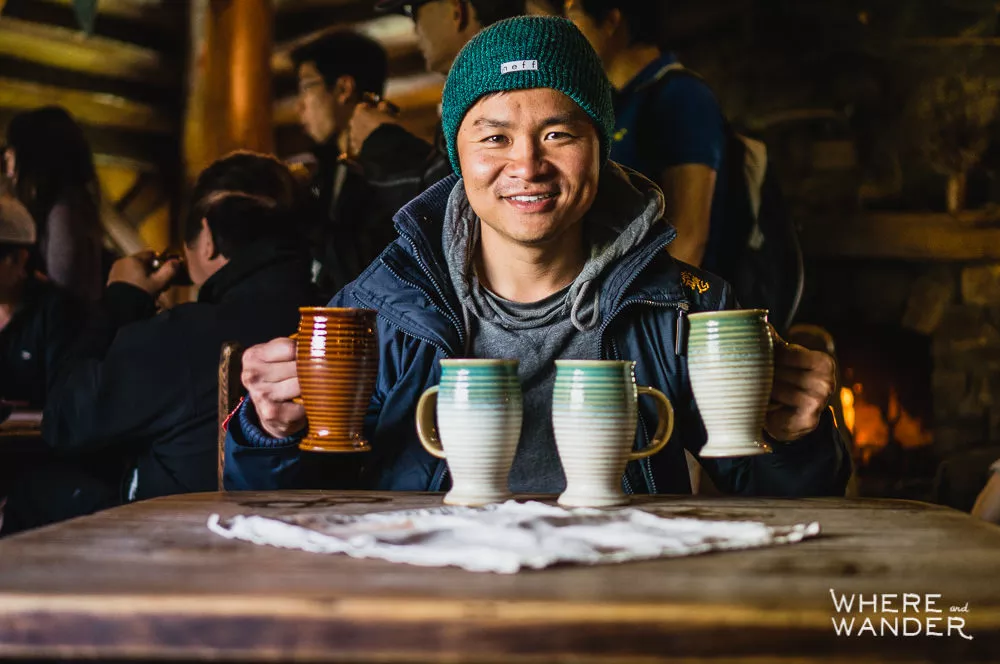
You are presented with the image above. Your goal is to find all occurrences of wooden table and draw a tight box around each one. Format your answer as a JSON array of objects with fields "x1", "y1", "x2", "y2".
[{"x1": 0, "y1": 491, "x2": 997, "y2": 663}]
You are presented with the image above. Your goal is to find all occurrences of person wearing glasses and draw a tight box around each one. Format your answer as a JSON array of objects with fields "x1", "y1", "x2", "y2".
[{"x1": 288, "y1": 31, "x2": 395, "y2": 299}]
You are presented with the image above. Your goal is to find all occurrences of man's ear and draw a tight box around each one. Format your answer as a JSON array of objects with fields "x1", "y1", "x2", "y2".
[
  {"x1": 333, "y1": 75, "x2": 357, "y2": 105},
  {"x1": 453, "y1": 0, "x2": 472, "y2": 32},
  {"x1": 199, "y1": 217, "x2": 216, "y2": 260},
  {"x1": 603, "y1": 7, "x2": 623, "y2": 37}
]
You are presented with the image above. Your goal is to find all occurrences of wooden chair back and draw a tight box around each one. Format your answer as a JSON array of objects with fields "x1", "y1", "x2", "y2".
[{"x1": 217, "y1": 342, "x2": 245, "y2": 491}]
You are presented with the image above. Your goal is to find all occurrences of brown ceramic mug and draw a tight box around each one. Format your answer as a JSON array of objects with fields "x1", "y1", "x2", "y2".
[{"x1": 293, "y1": 307, "x2": 379, "y2": 453}]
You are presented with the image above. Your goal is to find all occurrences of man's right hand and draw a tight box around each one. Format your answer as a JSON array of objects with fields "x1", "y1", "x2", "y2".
[
  {"x1": 241, "y1": 338, "x2": 306, "y2": 439},
  {"x1": 108, "y1": 251, "x2": 179, "y2": 297},
  {"x1": 347, "y1": 98, "x2": 400, "y2": 156}
]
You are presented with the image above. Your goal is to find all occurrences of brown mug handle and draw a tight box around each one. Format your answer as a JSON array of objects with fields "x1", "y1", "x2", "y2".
[
  {"x1": 415, "y1": 386, "x2": 446, "y2": 459},
  {"x1": 627, "y1": 386, "x2": 675, "y2": 461},
  {"x1": 287, "y1": 333, "x2": 303, "y2": 406}
]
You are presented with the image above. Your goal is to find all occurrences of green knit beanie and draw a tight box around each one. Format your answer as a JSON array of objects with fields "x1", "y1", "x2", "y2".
[{"x1": 442, "y1": 16, "x2": 615, "y2": 175}]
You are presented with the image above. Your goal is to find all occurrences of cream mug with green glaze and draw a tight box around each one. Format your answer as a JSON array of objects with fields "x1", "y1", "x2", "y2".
[
  {"x1": 687, "y1": 309, "x2": 774, "y2": 457},
  {"x1": 416, "y1": 359, "x2": 523, "y2": 506},
  {"x1": 552, "y1": 360, "x2": 675, "y2": 507}
]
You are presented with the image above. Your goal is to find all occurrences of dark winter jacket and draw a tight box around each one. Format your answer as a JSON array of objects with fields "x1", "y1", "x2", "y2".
[
  {"x1": 0, "y1": 277, "x2": 83, "y2": 408},
  {"x1": 225, "y1": 171, "x2": 850, "y2": 498},
  {"x1": 44, "y1": 240, "x2": 318, "y2": 500}
]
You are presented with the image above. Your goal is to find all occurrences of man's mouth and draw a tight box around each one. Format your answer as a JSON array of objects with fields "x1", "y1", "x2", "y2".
[{"x1": 503, "y1": 192, "x2": 558, "y2": 202}]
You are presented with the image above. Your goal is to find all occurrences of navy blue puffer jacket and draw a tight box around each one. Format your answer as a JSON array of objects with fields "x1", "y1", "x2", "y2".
[{"x1": 225, "y1": 175, "x2": 850, "y2": 497}]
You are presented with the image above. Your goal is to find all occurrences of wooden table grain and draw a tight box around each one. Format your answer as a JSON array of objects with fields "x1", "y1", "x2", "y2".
[{"x1": 0, "y1": 491, "x2": 997, "y2": 663}]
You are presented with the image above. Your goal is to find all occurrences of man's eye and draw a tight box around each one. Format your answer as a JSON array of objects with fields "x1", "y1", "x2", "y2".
[
  {"x1": 545, "y1": 131, "x2": 573, "y2": 140},
  {"x1": 483, "y1": 135, "x2": 508, "y2": 144}
]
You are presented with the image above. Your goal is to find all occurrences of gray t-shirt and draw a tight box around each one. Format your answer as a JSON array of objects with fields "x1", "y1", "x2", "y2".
[{"x1": 474, "y1": 285, "x2": 599, "y2": 493}]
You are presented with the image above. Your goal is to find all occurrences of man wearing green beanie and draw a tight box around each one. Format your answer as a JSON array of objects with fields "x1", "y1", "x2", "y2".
[{"x1": 227, "y1": 17, "x2": 850, "y2": 499}]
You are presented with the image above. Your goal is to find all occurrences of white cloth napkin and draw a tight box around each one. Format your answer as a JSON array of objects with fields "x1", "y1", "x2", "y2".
[{"x1": 208, "y1": 501, "x2": 820, "y2": 574}]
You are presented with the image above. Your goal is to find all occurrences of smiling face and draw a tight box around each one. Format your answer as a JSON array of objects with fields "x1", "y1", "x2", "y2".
[{"x1": 456, "y1": 88, "x2": 600, "y2": 249}]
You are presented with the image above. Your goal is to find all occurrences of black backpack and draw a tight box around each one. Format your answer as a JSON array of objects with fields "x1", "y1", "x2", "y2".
[{"x1": 638, "y1": 64, "x2": 804, "y2": 333}]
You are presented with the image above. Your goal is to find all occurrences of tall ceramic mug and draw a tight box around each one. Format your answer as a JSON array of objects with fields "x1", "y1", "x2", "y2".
[
  {"x1": 687, "y1": 308, "x2": 774, "y2": 457},
  {"x1": 294, "y1": 307, "x2": 379, "y2": 453},
  {"x1": 552, "y1": 360, "x2": 675, "y2": 507},
  {"x1": 415, "y1": 360, "x2": 523, "y2": 506}
]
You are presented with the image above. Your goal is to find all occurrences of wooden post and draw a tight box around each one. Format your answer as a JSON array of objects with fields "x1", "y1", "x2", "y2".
[{"x1": 183, "y1": 0, "x2": 274, "y2": 186}]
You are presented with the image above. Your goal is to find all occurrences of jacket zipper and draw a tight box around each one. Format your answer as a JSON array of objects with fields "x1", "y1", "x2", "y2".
[{"x1": 401, "y1": 232, "x2": 466, "y2": 349}]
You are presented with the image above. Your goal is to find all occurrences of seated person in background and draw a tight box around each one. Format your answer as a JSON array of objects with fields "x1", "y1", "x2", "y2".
[
  {"x1": 972, "y1": 460, "x2": 1000, "y2": 524},
  {"x1": 564, "y1": 0, "x2": 727, "y2": 272},
  {"x1": 2, "y1": 152, "x2": 319, "y2": 535},
  {"x1": 225, "y1": 17, "x2": 850, "y2": 498},
  {"x1": 0, "y1": 194, "x2": 82, "y2": 408},
  {"x1": 289, "y1": 31, "x2": 394, "y2": 298},
  {"x1": 4, "y1": 107, "x2": 105, "y2": 304}
]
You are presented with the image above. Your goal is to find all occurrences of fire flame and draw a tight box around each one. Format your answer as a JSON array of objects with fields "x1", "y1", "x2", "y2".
[{"x1": 839, "y1": 382, "x2": 932, "y2": 465}]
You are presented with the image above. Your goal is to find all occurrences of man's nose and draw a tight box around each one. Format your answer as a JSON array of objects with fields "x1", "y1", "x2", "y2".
[{"x1": 506, "y1": 138, "x2": 549, "y2": 180}]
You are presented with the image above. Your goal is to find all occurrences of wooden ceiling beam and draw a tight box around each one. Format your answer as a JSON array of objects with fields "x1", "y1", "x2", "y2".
[
  {"x1": 802, "y1": 210, "x2": 1000, "y2": 261},
  {"x1": 0, "y1": 111, "x2": 168, "y2": 172},
  {"x1": 0, "y1": 17, "x2": 175, "y2": 85},
  {"x1": 6, "y1": 0, "x2": 182, "y2": 51},
  {"x1": 274, "y1": 0, "x2": 380, "y2": 42},
  {"x1": 0, "y1": 56, "x2": 176, "y2": 106},
  {"x1": 42, "y1": 0, "x2": 181, "y2": 26},
  {"x1": 0, "y1": 78, "x2": 173, "y2": 133}
]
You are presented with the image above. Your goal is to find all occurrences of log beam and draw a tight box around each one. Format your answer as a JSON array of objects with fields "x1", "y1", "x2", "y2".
[
  {"x1": 0, "y1": 78, "x2": 173, "y2": 133},
  {"x1": 0, "y1": 17, "x2": 174, "y2": 84},
  {"x1": 802, "y1": 210, "x2": 1000, "y2": 261},
  {"x1": 43, "y1": 0, "x2": 179, "y2": 25}
]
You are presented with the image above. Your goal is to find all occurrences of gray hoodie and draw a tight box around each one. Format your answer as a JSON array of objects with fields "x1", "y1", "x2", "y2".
[{"x1": 441, "y1": 163, "x2": 666, "y2": 493}]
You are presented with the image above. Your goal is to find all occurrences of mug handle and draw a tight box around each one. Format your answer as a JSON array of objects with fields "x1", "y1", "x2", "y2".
[
  {"x1": 415, "y1": 386, "x2": 446, "y2": 459},
  {"x1": 287, "y1": 334, "x2": 304, "y2": 405},
  {"x1": 627, "y1": 386, "x2": 675, "y2": 461},
  {"x1": 764, "y1": 323, "x2": 784, "y2": 413}
]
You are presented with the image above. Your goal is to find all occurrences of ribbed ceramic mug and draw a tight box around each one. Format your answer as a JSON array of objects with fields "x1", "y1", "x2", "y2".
[
  {"x1": 552, "y1": 360, "x2": 675, "y2": 507},
  {"x1": 294, "y1": 307, "x2": 379, "y2": 453},
  {"x1": 415, "y1": 360, "x2": 523, "y2": 506},
  {"x1": 687, "y1": 309, "x2": 774, "y2": 457}
]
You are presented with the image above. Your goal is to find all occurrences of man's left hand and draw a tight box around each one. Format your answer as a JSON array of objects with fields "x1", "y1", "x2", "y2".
[
  {"x1": 108, "y1": 251, "x2": 180, "y2": 297},
  {"x1": 765, "y1": 327, "x2": 836, "y2": 442}
]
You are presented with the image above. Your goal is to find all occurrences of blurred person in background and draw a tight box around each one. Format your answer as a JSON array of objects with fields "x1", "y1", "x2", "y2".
[
  {"x1": 4, "y1": 107, "x2": 104, "y2": 304},
  {"x1": 1, "y1": 152, "x2": 318, "y2": 535},
  {"x1": 0, "y1": 194, "x2": 81, "y2": 409},
  {"x1": 564, "y1": 0, "x2": 728, "y2": 272},
  {"x1": 291, "y1": 31, "x2": 394, "y2": 297},
  {"x1": 972, "y1": 460, "x2": 1000, "y2": 524},
  {"x1": 342, "y1": 0, "x2": 529, "y2": 216}
]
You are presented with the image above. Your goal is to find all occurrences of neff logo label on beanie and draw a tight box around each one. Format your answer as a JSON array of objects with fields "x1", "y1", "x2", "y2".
[{"x1": 500, "y1": 60, "x2": 538, "y2": 74}]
